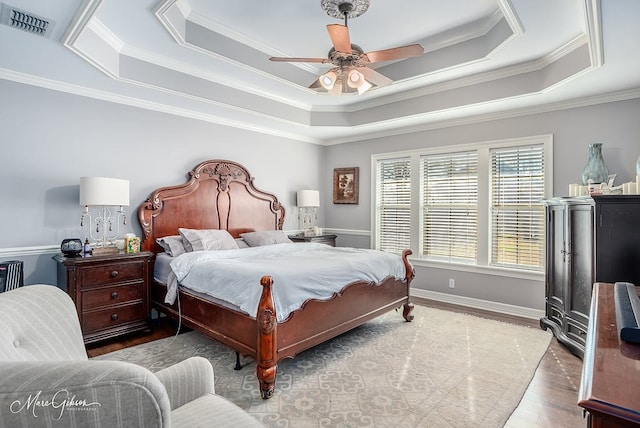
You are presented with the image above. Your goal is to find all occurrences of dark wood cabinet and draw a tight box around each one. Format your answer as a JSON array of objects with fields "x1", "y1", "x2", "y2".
[
  {"x1": 541, "y1": 195, "x2": 640, "y2": 358},
  {"x1": 578, "y1": 283, "x2": 640, "y2": 427},
  {"x1": 592, "y1": 195, "x2": 640, "y2": 285},
  {"x1": 288, "y1": 234, "x2": 337, "y2": 246},
  {"x1": 54, "y1": 251, "x2": 152, "y2": 344}
]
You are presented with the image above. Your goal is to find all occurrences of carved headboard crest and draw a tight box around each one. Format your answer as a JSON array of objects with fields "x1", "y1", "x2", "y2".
[{"x1": 198, "y1": 162, "x2": 245, "y2": 192}]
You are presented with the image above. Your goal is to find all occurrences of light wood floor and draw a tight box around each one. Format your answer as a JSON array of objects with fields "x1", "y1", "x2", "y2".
[
  {"x1": 415, "y1": 299, "x2": 586, "y2": 428},
  {"x1": 87, "y1": 300, "x2": 587, "y2": 427}
]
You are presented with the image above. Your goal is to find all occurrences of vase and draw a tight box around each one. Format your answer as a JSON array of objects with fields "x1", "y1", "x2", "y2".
[{"x1": 581, "y1": 143, "x2": 609, "y2": 185}]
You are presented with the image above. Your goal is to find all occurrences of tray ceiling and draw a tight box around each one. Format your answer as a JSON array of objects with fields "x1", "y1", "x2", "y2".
[{"x1": 1, "y1": 0, "x2": 640, "y2": 144}]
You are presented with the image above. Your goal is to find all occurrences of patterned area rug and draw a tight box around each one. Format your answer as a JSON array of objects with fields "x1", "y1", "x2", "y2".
[{"x1": 97, "y1": 305, "x2": 551, "y2": 427}]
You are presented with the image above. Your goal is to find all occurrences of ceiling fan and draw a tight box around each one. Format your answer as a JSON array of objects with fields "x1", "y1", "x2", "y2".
[{"x1": 269, "y1": 0, "x2": 424, "y2": 95}]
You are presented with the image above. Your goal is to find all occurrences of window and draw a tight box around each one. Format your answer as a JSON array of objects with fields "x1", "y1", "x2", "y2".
[
  {"x1": 373, "y1": 136, "x2": 551, "y2": 273},
  {"x1": 490, "y1": 145, "x2": 545, "y2": 269},
  {"x1": 375, "y1": 157, "x2": 411, "y2": 254},
  {"x1": 421, "y1": 151, "x2": 478, "y2": 263}
]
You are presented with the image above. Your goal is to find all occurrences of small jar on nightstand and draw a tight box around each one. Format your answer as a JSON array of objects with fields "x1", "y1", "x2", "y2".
[{"x1": 288, "y1": 234, "x2": 337, "y2": 247}]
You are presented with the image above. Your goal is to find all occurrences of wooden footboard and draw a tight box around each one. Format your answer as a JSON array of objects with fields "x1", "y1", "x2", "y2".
[{"x1": 254, "y1": 249, "x2": 415, "y2": 398}]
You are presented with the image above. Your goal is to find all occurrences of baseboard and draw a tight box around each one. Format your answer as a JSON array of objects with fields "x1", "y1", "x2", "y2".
[{"x1": 411, "y1": 288, "x2": 544, "y2": 320}]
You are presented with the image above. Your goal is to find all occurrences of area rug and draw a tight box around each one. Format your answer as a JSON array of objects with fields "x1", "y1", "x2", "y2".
[{"x1": 96, "y1": 305, "x2": 551, "y2": 427}]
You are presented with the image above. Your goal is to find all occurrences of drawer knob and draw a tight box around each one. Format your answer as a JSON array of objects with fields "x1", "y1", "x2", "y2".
[
  {"x1": 111, "y1": 313, "x2": 119, "y2": 321},
  {"x1": 110, "y1": 270, "x2": 119, "y2": 277},
  {"x1": 111, "y1": 292, "x2": 118, "y2": 299}
]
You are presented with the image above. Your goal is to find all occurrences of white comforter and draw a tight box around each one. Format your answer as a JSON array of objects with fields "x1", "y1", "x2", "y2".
[{"x1": 167, "y1": 243, "x2": 407, "y2": 322}]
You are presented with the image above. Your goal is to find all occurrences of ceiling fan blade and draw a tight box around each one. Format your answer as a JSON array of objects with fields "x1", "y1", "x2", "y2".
[
  {"x1": 270, "y1": 57, "x2": 329, "y2": 63},
  {"x1": 326, "y1": 24, "x2": 351, "y2": 52},
  {"x1": 358, "y1": 67, "x2": 393, "y2": 87},
  {"x1": 309, "y1": 78, "x2": 323, "y2": 89},
  {"x1": 363, "y1": 44, "x2": 424, "y2": 64}
]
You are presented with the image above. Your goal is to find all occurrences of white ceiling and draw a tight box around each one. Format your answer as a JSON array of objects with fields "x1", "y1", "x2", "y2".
[{"x1": 1, "y1": 0, "x2": 640, "y2": 145}]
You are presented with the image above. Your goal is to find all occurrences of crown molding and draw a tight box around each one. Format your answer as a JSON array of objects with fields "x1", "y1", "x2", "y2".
[
  {"x1": 4, "y1": 62, "x2": 638, "y2": 147},
  {"x1": 324, "y1": 87, "x2": 640, "y2": 145}
]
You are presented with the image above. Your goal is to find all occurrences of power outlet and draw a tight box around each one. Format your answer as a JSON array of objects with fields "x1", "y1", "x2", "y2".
[{"x1": 448, "y1": 278, "x2": 455, "y2": 288}]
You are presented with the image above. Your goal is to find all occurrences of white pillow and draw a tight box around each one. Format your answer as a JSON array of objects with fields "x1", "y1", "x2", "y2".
[
  {"x1": 240, "y1": 230, "x2": 292, "y2": 247},
  {"x1": 235, "y1": 238, "x2": 250, "y2": 249},
  {"x1": 156, "y1": 235, "x2": 187, "y2": 257},
  {"x1": 178, "y1": 228, "x2": 239, "y2": 252}
]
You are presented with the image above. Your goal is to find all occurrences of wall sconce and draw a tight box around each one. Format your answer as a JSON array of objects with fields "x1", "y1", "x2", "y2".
[
  {"x1": 297, "y1": 190, "x2": 320, "y2": 236},
  {"x1": 79, "y1": 177, "x2": 129, "y2": 249}
]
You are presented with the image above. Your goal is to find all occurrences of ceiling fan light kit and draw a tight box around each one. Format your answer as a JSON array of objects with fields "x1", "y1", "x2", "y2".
[
  {"x1": 269, "y1": 0, "x2": 423, "y2": 96},
  {"x1": 320, "y1": 70, "x2": 337, "y2": 89}
]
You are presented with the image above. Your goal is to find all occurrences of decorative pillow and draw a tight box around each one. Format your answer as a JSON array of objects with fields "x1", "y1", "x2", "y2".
[
  {"x1": 235, "y1": 238, "x2": 250, "y2": 249},
  {"x1": 156, "y1": 235, "x2": 187, "y2": 257},
  {"x1": 178, "y1": 228, "x2": 239, "y2": 252},
  {"x1": 240, "y1": 230, "x2": 292, "y2": 247}
]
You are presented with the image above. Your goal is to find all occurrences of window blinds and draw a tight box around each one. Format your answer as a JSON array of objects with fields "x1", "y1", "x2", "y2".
[
  {"x1": 490, "y1": 145, "x2": 545, "y2": 270},
  {"x1": 421, "y1": 151, "x2": 478, "y2": 262},
  {"x1": 375, "y1": 158, "x2": 411, "y2": 254}
]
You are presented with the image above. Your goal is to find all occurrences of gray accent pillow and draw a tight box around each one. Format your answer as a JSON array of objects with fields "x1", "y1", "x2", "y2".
[
  {"x1": 179, "y1": 228, "x2": 239, "y2": 252},
  {"x1": 156, "y1": 235, "x2": 187, "y2": 257},
  {"x1": 240, "y1": 230, "x2": 292, "y2": 247}
]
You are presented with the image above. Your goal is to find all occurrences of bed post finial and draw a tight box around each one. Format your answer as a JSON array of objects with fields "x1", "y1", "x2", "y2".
[{"x1": 257, "y1": 275, "x2": 278, "y2": 399}]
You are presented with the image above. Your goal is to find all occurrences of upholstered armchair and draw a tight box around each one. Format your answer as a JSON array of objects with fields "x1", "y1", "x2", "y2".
[{"x1": 0, "y1": 284, "x2": 263, "y2": 427}]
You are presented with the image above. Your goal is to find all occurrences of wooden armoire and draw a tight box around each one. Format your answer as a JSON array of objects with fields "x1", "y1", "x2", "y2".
[{"x1": 540, "y1": 195, "x2": 640, "y2": 358}]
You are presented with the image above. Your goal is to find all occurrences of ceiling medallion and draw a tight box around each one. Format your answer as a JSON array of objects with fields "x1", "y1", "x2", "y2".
[{"x1": 320, "y1": 0, "x2": 370, "y2": 20}]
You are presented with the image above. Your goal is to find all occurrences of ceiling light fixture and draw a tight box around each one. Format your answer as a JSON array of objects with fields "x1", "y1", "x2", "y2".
[
  {"x1": 270, "y1": 0, "x2": 424, "y2": 96},
  {"x1": 320, "y1": 70, "x2": 337, "y2": 90},
  {"x1": 347, "y1": 68, "x2": 372, "y2": 94}
]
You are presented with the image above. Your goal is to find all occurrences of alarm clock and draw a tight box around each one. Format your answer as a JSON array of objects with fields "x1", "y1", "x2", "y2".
[{"x1": 60, "y1": 238, "x2": 83, "y2": 257}]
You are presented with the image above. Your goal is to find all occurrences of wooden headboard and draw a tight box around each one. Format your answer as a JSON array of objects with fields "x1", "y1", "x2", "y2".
[{"x1": 138, "y1": 159, "x2": 285, "y2": 253}]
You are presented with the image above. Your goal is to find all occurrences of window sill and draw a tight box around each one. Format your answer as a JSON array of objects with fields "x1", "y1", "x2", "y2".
[{"x1": 409, "y1": 257, "x2": 544, "y2": 281}]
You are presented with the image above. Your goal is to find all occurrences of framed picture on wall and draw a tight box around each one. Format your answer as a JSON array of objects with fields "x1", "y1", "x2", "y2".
[{"x1": 333, "y1": 167, "x2": 359, "y2": 204}]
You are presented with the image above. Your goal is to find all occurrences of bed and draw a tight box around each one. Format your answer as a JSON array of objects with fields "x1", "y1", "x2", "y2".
[{"x1": 138, "y1": 159, "x2": 415, "y2": 399}]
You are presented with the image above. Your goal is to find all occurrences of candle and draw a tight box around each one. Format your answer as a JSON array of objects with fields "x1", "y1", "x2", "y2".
[{"x1": 569, "y1": 184, "x2": 578, "y2": 197}]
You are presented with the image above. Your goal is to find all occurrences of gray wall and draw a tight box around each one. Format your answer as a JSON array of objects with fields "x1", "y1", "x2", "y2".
[
  {"x1": 0, "y1": 79, "x2": 322, "y2": 284},
  {"x1": 323, "y1": 98, "x2": 640, "y2": 311}
]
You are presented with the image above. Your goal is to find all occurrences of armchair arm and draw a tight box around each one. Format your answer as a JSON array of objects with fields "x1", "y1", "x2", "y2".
[
  {"x1": 154, "y1": 356, "x2": 215, "y2": 411},
  {"x1": 0, "y1": 360, "x2": 171, "y2": 428}
]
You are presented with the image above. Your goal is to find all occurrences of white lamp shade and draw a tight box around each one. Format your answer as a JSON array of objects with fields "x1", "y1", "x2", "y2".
[
  {"x1": 297, "y1": 190, "x2": 320, "y2": 207},
  {"x1": 79, "y1": 177, "x2": 130, "y2": 207}
]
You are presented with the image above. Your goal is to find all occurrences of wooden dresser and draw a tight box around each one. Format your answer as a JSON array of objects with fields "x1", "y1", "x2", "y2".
[
  {"x1": 578, "y1": 282, "x2": 640, "y2": 427},
  {"x1": 54, "y1": 251, "x2": 152, "y2": 344}
]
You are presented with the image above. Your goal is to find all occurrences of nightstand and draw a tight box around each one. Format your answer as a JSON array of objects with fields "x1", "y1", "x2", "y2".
[
  {"x1": 288, "y1": 234, "x2": 337, "y2": 247},
  {"x1": 53, "y1": 251, "x2": 153, "y2": 344}
]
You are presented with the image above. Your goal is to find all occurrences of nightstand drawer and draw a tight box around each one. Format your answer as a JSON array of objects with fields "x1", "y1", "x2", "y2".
[
  {"x1": 82, "y1": 282, "x2": 144, "y2": 310},
  {"x1": 80, "y1": 262, "x2": 143, "y2": 287},
  {"x1": 82, "y1": 302, "x2": 145, "y2": 333}
]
